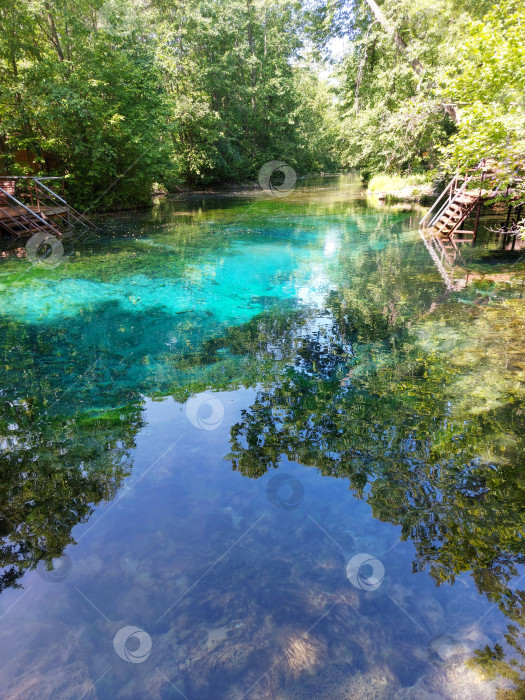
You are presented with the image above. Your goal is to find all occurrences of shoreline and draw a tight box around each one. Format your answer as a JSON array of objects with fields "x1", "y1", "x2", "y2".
[{"x1": 366, "y1": 183, "x2": 436, "y2": 205}]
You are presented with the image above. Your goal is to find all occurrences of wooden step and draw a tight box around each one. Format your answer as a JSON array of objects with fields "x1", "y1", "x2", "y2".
[{"x1": 0, "y1": 214, "x2": 58, "y2": 237}]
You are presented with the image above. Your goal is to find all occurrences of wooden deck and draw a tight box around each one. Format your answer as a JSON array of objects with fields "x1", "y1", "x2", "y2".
[
  {"x1": 418, "y1": 160, "x2": 523, "y2": 290},
  {"x1": 0, "y1": 176, "x2": 98, "y2": 239},
  {"x1": 0, "y1": 205, "x2": 68, "y2": 221}
]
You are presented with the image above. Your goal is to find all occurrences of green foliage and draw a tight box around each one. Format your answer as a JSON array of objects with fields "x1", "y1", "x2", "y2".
[
  {"x1": 367, "y1": 172, "x2": 431, "y2": 197},
  {"x1": 1, "y1": 0, "x2": 523, "y2": 206},
  {"x1": 333, "y1": 0, "x2": 472, "y2": 175},
  {"x1": 0, "y1": 0, "x2": 340, "y2": 207},
  {"x1": 331, "y1": 0, "x2": 523, "y2": 182},
  {"x1": 0, "y1": 0, "x2": 173, "y2": 206},
  {"x1": 441, "y1": 1, "x2": 525, "y2": 174},
  {"x1": 291, "y1": 64, "x2": 341, "y2": 173}
]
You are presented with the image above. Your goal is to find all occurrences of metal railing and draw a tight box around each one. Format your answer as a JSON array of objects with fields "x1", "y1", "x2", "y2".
[
  {"x1": 418, "y1": 228, "x2": 460, "y2": 291},
  {"x1": 32, "y1": 179, "x2": 98, "y2": 231},
  {"x1": 419, "y1": 159, "x2": 488, "y2": 230},
  {"x1": 0, "y1": 186, "x2": 63, "y2": 238},
  {"x1": 0, "y1": 176, "x2": 98, "y2": 234}
]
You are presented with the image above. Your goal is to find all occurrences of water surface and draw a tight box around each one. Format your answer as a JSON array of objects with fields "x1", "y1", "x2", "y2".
[{"x1": 0, "y1": 177, "x2": 524, "y2": 699}]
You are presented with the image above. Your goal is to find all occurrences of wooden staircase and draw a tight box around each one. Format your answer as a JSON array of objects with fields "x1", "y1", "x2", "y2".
[
  {"x1": 0, "y1": 176, "x2": 96, "y2": 239},
  {"x1": 420, "y1": 160, "x2": 498, "y2": 239},
  {"x1": 432, "y1": 189, "x2": 480, "y2": 238},
  {"x1": 418, "y1": 159, "x2": 501, "y2": 290}
]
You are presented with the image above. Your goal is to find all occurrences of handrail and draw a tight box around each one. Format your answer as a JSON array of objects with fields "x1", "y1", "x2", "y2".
[
  {"x1": 433, "y1": 165, "x2": 488, "y2": 237},
  {"x1": 32, "y1": 179, "x2": 98, "y2": 230},
  {"x1": 0, "y1": 175, "x2": 65, "y2": 180},
  {"x1": 430, "y1": 169, "x2": 478, "y2": 228},
  {"x1": 33, "y1": 179, "x2": 68, "y2": 206},
  {"x1": 0, "y1": 203, "x2": 38, "y2": 236},
  {"x1": 420, "y1": 179, "x2": 453, "y2": 229},
  {"x1": 432, "y1": 175, "x2": 475, "y2": 233},
  {"x1": 0, "y1": 175, "x2": 98, "y2": 231},
  {"x1": 420, "y1": 158, "x2": 489, "y2": 231},
  {"x1": 0, "y1": 186, "x2": 63, "y2": 237},
  {"x1": 32, "y1": 178, "x2": 98, "y2": 230}
]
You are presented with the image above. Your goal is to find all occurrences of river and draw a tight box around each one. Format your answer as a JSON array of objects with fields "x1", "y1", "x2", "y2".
[{"x1": 0, "y1": 176, "x2": 523, "y2": 699}]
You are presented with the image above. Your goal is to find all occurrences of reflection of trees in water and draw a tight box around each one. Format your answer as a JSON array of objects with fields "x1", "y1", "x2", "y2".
[
  {"x1": 0, "y1": 402, "x2": 141, "y2": 591},
  {"x1": 0, "y1": 316, "x2": 145, "y2": 592},
  {"x1": 470, "y1": 615, "x2": 525, "y2": 698},
  {"x1": 220, "y1": 296, "x2": 525, "y2": 694},
  {"x1": 1, "y1": 228, "x2": 523, "y2": 691}
]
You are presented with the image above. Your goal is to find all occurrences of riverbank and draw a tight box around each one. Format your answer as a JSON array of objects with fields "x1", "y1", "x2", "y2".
[{"x1": 367, "y1": 173, "x2": 436, "y2": 203}]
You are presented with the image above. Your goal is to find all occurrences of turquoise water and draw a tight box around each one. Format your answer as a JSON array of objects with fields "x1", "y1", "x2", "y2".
[{"x1": 0, "y1": 177, "x2": 524, "y2": 699}]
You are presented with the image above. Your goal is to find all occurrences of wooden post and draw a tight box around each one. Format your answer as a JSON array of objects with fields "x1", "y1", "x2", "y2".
[
  {"x1": 509, "y1": 204, "x2": 523, "y2": 251},
  {"x1": 35, "y1": 181, "x2": 41, "y2": 213},
  {"x1": 500, "y1": 204, "x2": 513, "y2": 243},
  {"x1": 505, "y1": 204, "x2": 512, "y2": 228},
  {"x1": 472, "y1": 171, "x2": 484, "y2": 246}
]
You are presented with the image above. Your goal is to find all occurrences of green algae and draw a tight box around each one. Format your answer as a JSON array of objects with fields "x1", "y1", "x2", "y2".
[{"x1": 0, "y1": 176, "x2": 524, "y2": 698}]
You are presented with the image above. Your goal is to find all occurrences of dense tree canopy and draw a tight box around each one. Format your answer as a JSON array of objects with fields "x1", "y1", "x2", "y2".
[
  {"x1": 0, "y1": 0, "x2": 523, "y2": 206},
  {"x1": 332, "y1": 0, "x2": 524, "y2": 176},
  {"x1": 0, "y1": 0, "x2": 339, "y2": 206},
  {"x1": 441, "y1": 1, "x2": 525, "y2": 178}
]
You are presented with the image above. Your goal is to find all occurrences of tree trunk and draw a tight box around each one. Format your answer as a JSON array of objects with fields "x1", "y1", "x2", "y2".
[{"x1": 363, "y1": 0, "x2": 457, "y2": 121}]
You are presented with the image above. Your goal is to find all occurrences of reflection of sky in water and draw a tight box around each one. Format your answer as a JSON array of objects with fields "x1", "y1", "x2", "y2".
[
  {"x1": 323, "y1": 228, "x2": 341, "y2": 258},
  {"x1": 0, "y1": 178, "x2": 522, "y2": 699},
  {"x1": 0, "y1": 395, "x2": 506, "y2": 699}
]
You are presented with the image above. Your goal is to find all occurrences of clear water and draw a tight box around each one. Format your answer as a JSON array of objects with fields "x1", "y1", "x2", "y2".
[{"x1": 0, "y1": 177, "x2": 524, "y2": 699}]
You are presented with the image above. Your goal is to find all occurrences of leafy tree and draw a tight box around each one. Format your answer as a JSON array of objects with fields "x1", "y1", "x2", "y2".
[
  {"x1": 327, "y1": 0, "x2": 496, "y2": 176},
  {"x1": 441, "y1": 0, "x2": 525, "y2": 179},
  {"x1": 0, "y1": 0, "x2": 340, "y2": 205},
  {"x1": 0, "y1": 0, "x2": 173, "y2": 206}
]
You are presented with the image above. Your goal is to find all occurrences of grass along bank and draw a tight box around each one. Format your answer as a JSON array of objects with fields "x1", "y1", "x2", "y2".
[{"x1": 367, "y1": 173, "x2": 435, "y2": 203}]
